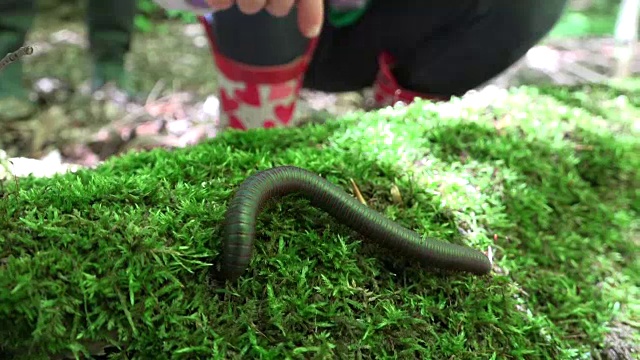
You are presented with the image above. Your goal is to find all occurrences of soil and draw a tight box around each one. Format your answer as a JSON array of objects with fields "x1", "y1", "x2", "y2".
[{"x1": 1, "y1": 17, "x2": 639, "y2": 179}]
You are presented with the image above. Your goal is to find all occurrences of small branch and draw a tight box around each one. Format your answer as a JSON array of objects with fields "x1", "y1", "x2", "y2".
[
  {"x1": 0, "y1": 45, "x2": 34, "y2": 73},
  {"x1": 349, "y1": 178, "x2": 368, "y2": 206}
]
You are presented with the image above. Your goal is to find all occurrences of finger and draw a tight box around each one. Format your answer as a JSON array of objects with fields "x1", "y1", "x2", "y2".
[
  {"x1": 296, "y1": 0, "x2": 324, "y2": 38},
  {"x1": 236, "y1": 0, "x2": 267, "y2": 14},
  {"x1": 206, "y1": 0, "x2": 234, "y2": 10},
  {"x1": 265, "y1": 0, "x2": 295, "y2": 17}
]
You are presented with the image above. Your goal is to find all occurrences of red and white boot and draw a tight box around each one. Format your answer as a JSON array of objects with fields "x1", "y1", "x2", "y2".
[
  {"x1": 200, "y1": 17, "x2": 318, "y2": 130},
  {"x1": 372, "y1": 52, "x2": 448, "y2": 108}
]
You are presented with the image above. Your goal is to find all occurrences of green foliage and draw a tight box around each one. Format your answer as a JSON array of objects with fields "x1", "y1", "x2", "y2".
[
  {"x1": 135, "y1": 0, "x2": 198, "y2": 33},
  {"x1": 550, "y1": 0, "x2": 622, "y2": 38},
  {"x1": 0, "y1": 84, "x2": 638, "y2": 359}
]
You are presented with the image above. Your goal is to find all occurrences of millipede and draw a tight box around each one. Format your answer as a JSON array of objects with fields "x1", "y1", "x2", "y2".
[{"x1": 219, "y1": 166, "x2": 492, "y2": 281}]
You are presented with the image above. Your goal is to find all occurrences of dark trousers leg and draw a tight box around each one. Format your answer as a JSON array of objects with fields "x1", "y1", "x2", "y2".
[
  {"x1": 208, "y1": 5, "x2": 309, "y2": 66},
  {"x1": 86, "y1": 0, "x2": 136, "y2": 85},
  {"x1": 0, "y1": 0, "x2": 36, "y2": 96},
  {"x1": 304, "y1": 0, "x2": 568, "y2": 96}
]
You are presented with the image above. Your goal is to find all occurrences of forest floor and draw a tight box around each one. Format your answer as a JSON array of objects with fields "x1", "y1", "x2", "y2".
[{"x1": 1, "y1": 18, "x2": 639, "y2": 177}]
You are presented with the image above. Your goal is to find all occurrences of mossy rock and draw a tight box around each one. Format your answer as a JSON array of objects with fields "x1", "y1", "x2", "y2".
[{"x1": 1, "y1": 85, "x2": 638, "y2": 359}]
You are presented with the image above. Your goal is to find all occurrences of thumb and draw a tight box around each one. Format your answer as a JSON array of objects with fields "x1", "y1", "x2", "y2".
[{"x1": 297, "y1": 0, "x2": 324, "y2": 38}]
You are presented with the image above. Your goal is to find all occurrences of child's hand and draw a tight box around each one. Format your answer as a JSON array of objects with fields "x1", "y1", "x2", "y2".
[{"x1": 206, "y1": 0, "x2": 324, "y2": 38}]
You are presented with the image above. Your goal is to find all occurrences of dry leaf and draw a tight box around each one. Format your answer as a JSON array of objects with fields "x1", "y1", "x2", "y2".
[{"x1": 390, "y1": 184, "x2": 403, "y2": 205}]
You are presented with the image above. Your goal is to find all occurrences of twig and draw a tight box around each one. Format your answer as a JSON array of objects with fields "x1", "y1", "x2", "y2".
[
  {"x1": 145, "y1": 79, "x2": 165, "y2": 106},
  {"x1": 574, "y1": 144, "x2": 594, "y2": 151},
  {"x1": 349, "y1": 178, "x2": 368, "y2": 206},
  {"x1": 563, "y1": 61, "x2": 610, "y2": 83},
  {"x1": 0, "y1": 45, "x2": 34, "y2": 73}
]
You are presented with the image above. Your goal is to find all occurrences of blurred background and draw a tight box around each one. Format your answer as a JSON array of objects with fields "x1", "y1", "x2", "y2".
[{"x1": 0, "y1": 0, "x2": 638, "y2": 176}]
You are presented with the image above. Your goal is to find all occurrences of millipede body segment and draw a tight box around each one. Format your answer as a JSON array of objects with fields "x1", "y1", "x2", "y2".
[{"x1": 220, "y1": 166, "x2": 492, "y2": 281}]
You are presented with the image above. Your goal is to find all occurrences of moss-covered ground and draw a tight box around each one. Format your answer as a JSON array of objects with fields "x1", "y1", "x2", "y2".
[{"x1": 1, "y1": 84, "x2": 638, "y2": 359}]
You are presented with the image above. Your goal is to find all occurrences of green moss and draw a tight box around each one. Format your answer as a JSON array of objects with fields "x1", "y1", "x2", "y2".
[{"x1": 1, "y1": 85, "x2": 638, "y2": 359}]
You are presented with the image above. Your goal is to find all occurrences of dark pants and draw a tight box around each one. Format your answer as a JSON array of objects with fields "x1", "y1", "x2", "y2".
[
  {"x1": 303, "y1": 0, "x2": 569, "y2": 97},
  {"x1": 0, "y1": 0, "x2": 136, "y2": 95}
]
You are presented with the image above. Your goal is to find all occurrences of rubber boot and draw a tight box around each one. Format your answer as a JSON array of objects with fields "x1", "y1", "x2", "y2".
[
  {"x1": 0, "y1": 0, "x2": 37, "y2": 122},
  {"x1": 372, "y1": 52, "x2": 448, "y2": 108},
  {"x1": 86, "y1": 0, "x2": 136, "y2": 96},
  {"x1": 200, "y1": 8, "x2": 318, "y2": 130}
]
